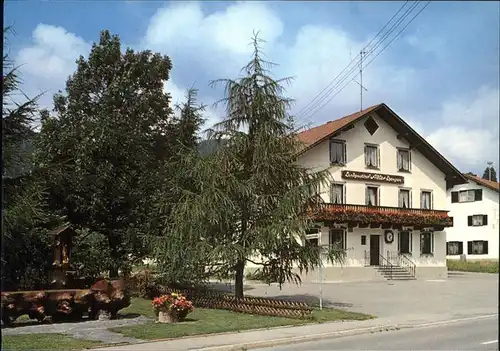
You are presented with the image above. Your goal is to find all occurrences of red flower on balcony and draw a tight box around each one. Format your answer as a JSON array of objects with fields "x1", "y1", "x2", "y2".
[{"x1": 307, "y1": 203, "x2": 452, "y2": 227}]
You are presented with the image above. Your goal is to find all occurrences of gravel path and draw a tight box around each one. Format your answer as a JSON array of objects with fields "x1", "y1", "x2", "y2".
[{"x1": 2, "y1": 316, "x2": 151, "y2": 344}]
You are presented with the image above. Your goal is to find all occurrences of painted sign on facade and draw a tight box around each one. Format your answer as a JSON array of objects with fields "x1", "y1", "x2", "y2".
[{"x1": 341, "y1": 170, "x2": 404, "y2": 184}]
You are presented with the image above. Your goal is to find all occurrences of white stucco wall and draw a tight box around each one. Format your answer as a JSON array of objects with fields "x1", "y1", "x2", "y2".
[
  {"x1": 446, "y1": 181, "x2": 499, "y2": 260},
  {"x1": 297, "y1": 113, "x2": 448, "y2": 209},
  {"x1": 294, "y1": 112, "x2": 449, "y2": 269}
]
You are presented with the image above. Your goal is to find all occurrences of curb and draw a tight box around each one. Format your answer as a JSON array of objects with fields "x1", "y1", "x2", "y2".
[
  {"x1": 194, "y1": 324, "x2": 400, "y2": 351},
  {"x1": 195, "y1": 314, "x2": 499, "y2": 351}
]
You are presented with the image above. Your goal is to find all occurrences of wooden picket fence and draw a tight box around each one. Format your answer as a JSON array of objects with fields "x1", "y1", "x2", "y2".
[{"x1": 159, "y1": 286, "x2": 313, "y2": 319}]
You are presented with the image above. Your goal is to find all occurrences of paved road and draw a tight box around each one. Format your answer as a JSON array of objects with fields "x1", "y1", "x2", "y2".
[
  {"x1": 237, "y1": 272, "x2": 498, "y2": 321},
  {"x1": 254, "y1": 315, "x2": 499, "y2": 351}
]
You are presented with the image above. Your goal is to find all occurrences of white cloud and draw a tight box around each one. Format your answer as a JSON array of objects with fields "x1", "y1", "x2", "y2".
[
  {"x1": 15, "y1": 23, "x2": 91, "y2": 108},
  {"x1": 424, "y1": 86, "x2": 499, "y2": 171},
  {"x1": 13, "y1": 1, "x2": 498, "y2": 172}
]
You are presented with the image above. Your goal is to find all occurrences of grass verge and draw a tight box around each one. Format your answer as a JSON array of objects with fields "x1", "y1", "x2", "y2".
[
  {"x1": 1, "y1": 334, "x2": 102, "y2": 350},
  {"x1": 447, "y1": 259, "x2": 499, "y2": 273},
  {"x1": 111, "y1": 297, "x2": 373, "y2": 340}
]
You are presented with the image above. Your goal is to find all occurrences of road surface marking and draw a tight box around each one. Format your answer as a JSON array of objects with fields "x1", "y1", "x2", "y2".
[
  {"x1": 426, "y1": 279, "x2": 446, "y2": 282},
  {"x1": 481, "y1": 340, "x2": 498, "y2": 345}
]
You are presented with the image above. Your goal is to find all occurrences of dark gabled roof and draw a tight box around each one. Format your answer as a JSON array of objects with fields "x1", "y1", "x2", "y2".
[
  {"x1": 463, "y1": 173, "x2": 499, "y2": 193},
  {"x1": 297, "y1": 103, "x2": 467, "y2": 188}
]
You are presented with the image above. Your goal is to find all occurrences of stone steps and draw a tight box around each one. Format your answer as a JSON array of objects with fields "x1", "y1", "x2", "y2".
[{"x1": 376, "y1": 266, "x2": 416, "y2": 280}]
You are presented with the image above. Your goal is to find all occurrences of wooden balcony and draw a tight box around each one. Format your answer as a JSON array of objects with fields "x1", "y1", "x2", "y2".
[{"x1": 308, "y1": 203, "x2": 452, "y2": 229}]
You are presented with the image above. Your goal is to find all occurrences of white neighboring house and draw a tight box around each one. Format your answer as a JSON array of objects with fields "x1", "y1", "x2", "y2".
[
  {"x1": 270, "y1": 103, "x2": 467, "y2": 282},
  {"x1": 446, "y1": 173, "x2": 500, "y2": 260}
]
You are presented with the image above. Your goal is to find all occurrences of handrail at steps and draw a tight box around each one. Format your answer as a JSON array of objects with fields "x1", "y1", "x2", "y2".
[
  {"x1": 398, "y1": 253, "x2": 416, "y2": 278},
  {"x1": 387, "y1": 251, "x2": 416, "y2": 278},
  {"x1": 378, "y1": 253, "x2": 393, "y2": 280}
]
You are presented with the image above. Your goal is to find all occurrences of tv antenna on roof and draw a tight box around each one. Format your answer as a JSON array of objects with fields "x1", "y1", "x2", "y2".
[{"x1": 357, "y1": 50, "x2": 368, "y2": 111}]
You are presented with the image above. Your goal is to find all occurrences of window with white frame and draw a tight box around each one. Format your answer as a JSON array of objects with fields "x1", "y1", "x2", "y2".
[
  {"x1": 330, "y1": 183, "x2": 345, "y2": 204},
  {"x1": 398, "y1": 189, "x2": 411, "y2": 208},
  {"x1": 329, "y1": 140, "x2": 346, "y2": 164},
  {"x1": 305, "y1": 227, "x2": 320, "y2": 247},
  {"x1": 459, "y1": 190, "x2": 475, "y2": 203},
  {"x1": 397, "y1": 148, "x2": 411, "y2": 172},
  {"x1": 329, "y1": 229, "x2": 346, "y2": 250},
  {"x1": 420, "y1": 231, "x2": 434, "y2": 255},
  {"x1": 468, "y1": 240, "x2": 488, "y2": 255},
  {"x1": 364, "y1": 144, "x2": 379, "y2": 168},
  {"x1": 420, "y1": 191, "x2": 432, "y2": 209},
  {"x1": 365, "y1": 186, "x2": 379, "y2": 206}
]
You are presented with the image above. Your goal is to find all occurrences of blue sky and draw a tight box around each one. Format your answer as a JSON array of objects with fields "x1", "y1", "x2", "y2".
[{"x1": 5, "y1": 1, "x2": 500, "y2": 174}]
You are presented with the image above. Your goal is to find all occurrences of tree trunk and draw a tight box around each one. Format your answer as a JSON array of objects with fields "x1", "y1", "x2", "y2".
[{"x1": 234, "y1": 260, "x2": 245, "y2": 298}]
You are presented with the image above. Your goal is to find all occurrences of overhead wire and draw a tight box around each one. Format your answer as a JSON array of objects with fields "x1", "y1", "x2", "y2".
[
  {"x1": 294, "y1": 1, "x2": 411, "y2": 120},
  {"x1": 296, "y1": 1, "x2": 430, "y2": 127},
  {"x1": 296, "y1": 1, "x2": 421, "y2": 126}
]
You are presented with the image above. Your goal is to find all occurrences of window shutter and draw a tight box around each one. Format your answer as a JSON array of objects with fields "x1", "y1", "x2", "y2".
[
  {"x1": 446, "y1": 242, "x2": 449, "y2": 255},
  {"x1": 343, "y1": 143, "x2": 347, "y2": 164},
  {"x1": 451, "y1": 192, "x2": 459, "y2": 203},
  {"x1": 408, "y1": 150, "x2": 412, "y2": 171},
  {"x1": 344, "y1": 184, "x2": 347, "y2": 204},
  {"x1": 467, "y1": 241, "x2": 472, "y2": 254},
  {"x1": 467, "y1": 216, "x2": 472, "y2": 226},
  {"x1": 458, "y1": 242, "x2": 463, "y2": 255},
  {"x1": 420, "y1": 192, "x2": 423, "y2": 208},
  {"x1": 483, "y1": 215, "x2": 488, "y2": 226},
  {"x1": 365, "y1": 187, "x2": 369, "y2": 205},
  {"x1": 483, "y1": 241, "x2": 488, "y2": 254},
  {"x1": 377, "y1": 147, "x2": 380, "y2": 167},
  {"x1": 474, "y1": 189, "x2": 483, "y2": 201},
  {"x1": 431, "y1": 192, "x2": 434, "y2": 209}
]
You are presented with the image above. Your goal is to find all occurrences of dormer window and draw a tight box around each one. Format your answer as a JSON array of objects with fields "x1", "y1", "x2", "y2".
[
  {"x1": 397, "y1": 148, "x2": 411, "y2": 172},
  {"x1": 364, "y1": 144, "x2": 379, "y2": 169},
  {"x1": 329, "y1": 140, "x2": 346, "y2": 165}
]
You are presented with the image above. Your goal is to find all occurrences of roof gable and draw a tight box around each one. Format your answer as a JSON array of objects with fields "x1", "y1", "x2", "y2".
[
  {"x1": 463, "y1": 173, "x2": 500, "y2": 193},
  {"x1": 297, "y1": 103, "x2": 467, "y2": 188}
]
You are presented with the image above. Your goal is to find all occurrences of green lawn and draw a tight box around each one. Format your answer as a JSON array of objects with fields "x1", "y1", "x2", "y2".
[
  {"x1": 447, "y1": 259, "x2": 499, "y2": 273},
  {"x1": 1, "y1": 334, "x2": 102, "y2": 350},
  {"x1": 111, "y1": 297, "x2": 373, "y2": 340}
]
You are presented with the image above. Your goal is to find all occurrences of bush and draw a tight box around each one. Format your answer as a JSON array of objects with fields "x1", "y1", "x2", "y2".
[
  {"x1": 447, "y1": 259, "x2": 499, "y2": 273},
  {"x1": 127, "y1": 269, "x2": 160, "y2": 298},
  {"x1": 71, "y1": 230, "x2": 115, "y2": 279}
]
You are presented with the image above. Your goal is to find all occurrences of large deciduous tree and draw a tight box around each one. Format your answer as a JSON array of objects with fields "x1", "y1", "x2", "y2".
[
  {"x1": 35, "y1": 30, "x2": 176, "y2": 277},
  {"x1": 153, "y1": 35, "x2": 344, "y2": 297}
]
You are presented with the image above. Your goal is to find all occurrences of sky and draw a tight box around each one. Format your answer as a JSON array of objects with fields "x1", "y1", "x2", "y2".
[{"x1": 5, "y1": 0, "x2": 500, "y2": 175}]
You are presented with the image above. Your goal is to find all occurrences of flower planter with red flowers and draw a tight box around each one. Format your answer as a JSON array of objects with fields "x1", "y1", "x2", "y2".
[
  {"x1": 152, "y1": 293, "x2": 194, "y2": 324},
  {"x1": 307, "y1": 204, "x2": 453, "y2": 227}
]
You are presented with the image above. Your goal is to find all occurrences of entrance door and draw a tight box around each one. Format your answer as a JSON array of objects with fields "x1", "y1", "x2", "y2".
[{"x1": 370, "y1": 235, "x2": 380, "y2": 266}]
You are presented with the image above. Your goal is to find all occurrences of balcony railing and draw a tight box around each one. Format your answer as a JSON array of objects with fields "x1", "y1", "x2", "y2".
[{"x1": 309, "y1": 203, "x2": 452, "y2": 227}]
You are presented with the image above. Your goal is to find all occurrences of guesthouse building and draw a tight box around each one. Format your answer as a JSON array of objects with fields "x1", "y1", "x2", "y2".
[{"x1": 294, "y1": 103, "x2": 467, "y2": 281}]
